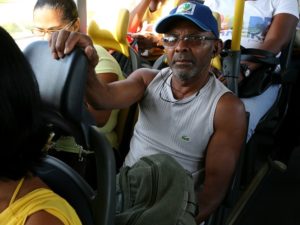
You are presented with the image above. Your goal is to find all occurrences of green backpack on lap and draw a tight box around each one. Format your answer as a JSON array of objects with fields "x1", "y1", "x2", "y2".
[{"x1": 115, "y1": 153, "x2": 198, "y2": 225}]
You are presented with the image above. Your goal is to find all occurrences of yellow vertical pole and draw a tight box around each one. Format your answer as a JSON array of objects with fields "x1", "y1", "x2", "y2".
[
  {"x1": 231, "y1": 0, "x2": 245, "y2": 51},
  {"x1": 224, "y1": 0, "x2": 245, "y2": 94}
]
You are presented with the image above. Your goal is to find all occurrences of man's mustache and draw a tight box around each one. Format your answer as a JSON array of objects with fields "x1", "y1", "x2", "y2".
[{"x1": 171, "y1": 54, "x2": 195, "y2": 65}]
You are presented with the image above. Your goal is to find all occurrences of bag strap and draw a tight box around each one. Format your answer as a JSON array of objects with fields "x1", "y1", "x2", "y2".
[
  {"x1": 182, "y1": 191, "x2": 199, "y2": 216},
  {"x1": 222, "y1": 39, "x2": 280, "y2": 66},
  {"x1": 240, "y1": 48, "x2": 280, "y2": 66}
]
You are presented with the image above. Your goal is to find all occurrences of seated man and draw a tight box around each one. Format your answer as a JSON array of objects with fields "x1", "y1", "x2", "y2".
[{"x1": 48, "y1": 2, "x2": 247, "y2": 223}]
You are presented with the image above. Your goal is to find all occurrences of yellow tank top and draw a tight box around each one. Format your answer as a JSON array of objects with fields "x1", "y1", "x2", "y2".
[{"x1": 0, "y1": 178, "x2": 82, "y2": 225}]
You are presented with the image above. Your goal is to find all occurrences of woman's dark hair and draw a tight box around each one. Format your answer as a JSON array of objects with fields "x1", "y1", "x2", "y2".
[
  {"x1": 34, "y1": 0, "x2": 78, "y2": 22},
  {"x1": 0, "y1": 27, "x2": 49, "y2": 180}
]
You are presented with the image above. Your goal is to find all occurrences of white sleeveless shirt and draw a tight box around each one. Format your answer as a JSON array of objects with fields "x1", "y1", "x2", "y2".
[{"x1": 124, "y1": 67, "x2": 230, "y2": 183}]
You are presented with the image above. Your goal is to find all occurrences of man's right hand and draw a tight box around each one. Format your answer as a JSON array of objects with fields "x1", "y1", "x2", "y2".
[{"x1": 49, "y1": 30, "x2": 99, "y2": 69}]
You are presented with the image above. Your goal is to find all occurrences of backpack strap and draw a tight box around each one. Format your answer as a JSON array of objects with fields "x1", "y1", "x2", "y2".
[
  {"x1": 182, "y1": 191, "x2": 199, "y2": 216},
  {"x1": 240, "y1": 48, "x2": 280, "y2": 66},
  {"x1": 222, "y1": 39, "x2": 280, "y2": 66}
]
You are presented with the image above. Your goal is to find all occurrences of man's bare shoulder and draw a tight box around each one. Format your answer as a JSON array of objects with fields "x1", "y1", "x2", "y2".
[
  {"x1": 218, "y1": 92, "x2": 246, "y2": 116},
  {"x1": 214, "y1": 92, "x2": 247, "y2": 142},
  {"x1": 129, "y1": 67, "x2": 160, "y2": 85},
  {"x1": 25, "y1": 210, "x2": 65, "y2": 225}
]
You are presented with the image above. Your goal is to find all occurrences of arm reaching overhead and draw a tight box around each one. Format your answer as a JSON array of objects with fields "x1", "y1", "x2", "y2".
[{"x1": 128, "y1": 0, "x2": 152, "y2": 33}]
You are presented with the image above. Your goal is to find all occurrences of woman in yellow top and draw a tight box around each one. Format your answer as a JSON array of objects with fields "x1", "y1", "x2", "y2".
[
  {"x1": 0, "y1": 26, "x2": 81, "y2": 225},
  {"x1": 32, "y1": 0, "x2": 124, "y2": 150}
]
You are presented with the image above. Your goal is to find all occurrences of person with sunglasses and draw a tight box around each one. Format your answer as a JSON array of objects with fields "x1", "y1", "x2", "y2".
[
  {"x1": 48, "y1": 2, "x2": 247, "y2": 223},
  {"x1": 32, "y1": 0, "x2": 125, "y2": 154}
]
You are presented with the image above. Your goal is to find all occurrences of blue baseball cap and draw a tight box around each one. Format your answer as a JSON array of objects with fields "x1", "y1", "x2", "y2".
[{"x1": 155, "y1": 1, "x2": 219, "y2": 38}]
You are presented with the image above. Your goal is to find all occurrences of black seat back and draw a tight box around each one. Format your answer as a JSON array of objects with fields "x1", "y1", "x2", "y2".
[
  {"x1": 24, "y1": 41, "x2": 116, "y2": 225},
  {"x1": 34, "y1": 155, "x2": 95, "y2": 225},
  {"x1": 24, "y1": 40, "x2": 94, "y2": 147},
  {"x1": 111, "y1": 47, "x2": 141, "y2": 77}
]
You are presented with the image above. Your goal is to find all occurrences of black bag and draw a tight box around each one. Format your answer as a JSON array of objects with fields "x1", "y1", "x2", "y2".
[
  {"x1": 222, "y1": 40, "x2": 280, "y2": 98},
  {"x1": 238, "y1": 48, "x2": 280, "y2": 98},
  {"x1": 238, "y1": 64, "x2": 279, "y2": 98},
  {"x1": 115, "y1": 153, "x2": 198, "y2": 225}
]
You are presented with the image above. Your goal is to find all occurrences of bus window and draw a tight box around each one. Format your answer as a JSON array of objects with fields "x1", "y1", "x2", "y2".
[{"x1": 0, "y1": 0, "x2": 37, "y2": 50}]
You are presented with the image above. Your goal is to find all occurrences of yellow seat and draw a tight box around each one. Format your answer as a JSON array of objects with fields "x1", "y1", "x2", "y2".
[
  {"x1": 88, "y1": 8, "x2": 141, "y2": 77},
  {"x1": 88, "y1": 8, "x2": 130, "y2": 57},
  {"x1": 88, "y1": 9, "x2": 140, "y2": 167}
]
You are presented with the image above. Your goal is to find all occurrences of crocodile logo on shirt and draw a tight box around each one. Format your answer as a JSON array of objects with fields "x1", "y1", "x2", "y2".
[{"x1": 181, "y1": 135, "x2": 190, "y2": 142}]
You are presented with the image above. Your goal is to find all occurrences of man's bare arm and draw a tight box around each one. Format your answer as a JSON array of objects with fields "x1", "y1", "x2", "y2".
[
  {"x1": 196, "y1": 93, "x2": 247, "y2": 223},
  {"x1": 243, "y1": 13, "x2": 298, "y2": 72},
  {"x1": 128, "y1": 0, "x2": 151, "y2": 33},
  {"x1": 85, "y1": 67, "x2": 158, "y2": 110}
]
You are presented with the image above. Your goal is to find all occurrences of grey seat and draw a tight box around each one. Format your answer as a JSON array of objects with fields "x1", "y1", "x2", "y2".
[{"x1": 23, "y1": 40, "x2": 116, "y2": 225}]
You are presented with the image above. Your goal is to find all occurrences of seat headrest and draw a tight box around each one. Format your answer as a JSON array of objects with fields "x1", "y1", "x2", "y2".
[
  {"x1": 88, "y1": 8, "x2": 130, "y2": 57},
  {"x1": 23, "y1": 40, "x2": 94, "y2": 130}
]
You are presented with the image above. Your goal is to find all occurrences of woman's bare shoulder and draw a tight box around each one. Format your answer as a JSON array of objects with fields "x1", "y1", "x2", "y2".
[{"x1": 25, "y1": 210, "x2": 64, "y2": 225}]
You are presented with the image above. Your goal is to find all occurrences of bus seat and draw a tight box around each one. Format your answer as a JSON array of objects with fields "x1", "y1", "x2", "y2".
[
  {"x1": 34, "y1": 155, "x2": 95, "y2": 225},
  {"x1": 23, "y1": 40, "x2": 116, "y2": 225},
  {"x1": 88, "y1": 10, "x2": 129, "y2": 57},
  {"x1": 88, "y1": 8, "x2": 141, "y2": 168},
  {"x1": 152, "y1": 54, "x2": 168, "y2": 70},
  {"x1": 88, "y1": 8, "x2": 141, "y2": 77}
]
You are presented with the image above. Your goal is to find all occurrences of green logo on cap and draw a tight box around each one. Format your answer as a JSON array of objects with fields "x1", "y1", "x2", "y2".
[{"x1": 176, "y1": 2, "x2": 196, "y2": 15}]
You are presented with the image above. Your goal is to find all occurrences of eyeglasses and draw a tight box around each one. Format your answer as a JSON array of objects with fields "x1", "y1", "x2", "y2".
[
  {"x1": 31, "y1": 19, "x2": 77, "y2": 36},
  {"x1": 162, "y1": 34, "x2": 218, "y2": 48}
]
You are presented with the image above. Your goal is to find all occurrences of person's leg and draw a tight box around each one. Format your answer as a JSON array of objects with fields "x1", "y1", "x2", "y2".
[{"x1": 241, "y1": 84, "x2": 281, "y2": 142}]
